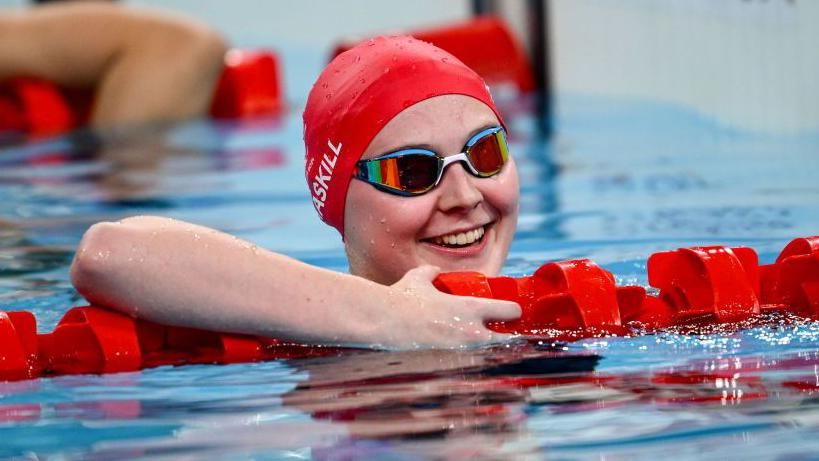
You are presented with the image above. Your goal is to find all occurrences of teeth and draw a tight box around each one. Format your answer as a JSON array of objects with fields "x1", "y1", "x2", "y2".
[{"x1": 432, "y1": 226, "x2": 485, "y2": 247}]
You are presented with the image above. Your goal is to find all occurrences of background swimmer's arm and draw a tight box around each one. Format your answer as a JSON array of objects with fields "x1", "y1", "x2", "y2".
[
  {"x1": 70, "y1": 216, "x2": 521, "y2": 348},
  {"x1": 0, "y1": 3, "x2": 227, "y2": 127}
]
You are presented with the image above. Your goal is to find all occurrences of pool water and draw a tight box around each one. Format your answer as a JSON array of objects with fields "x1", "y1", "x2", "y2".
[{"x1": 1, "y1": 89, "x2": 819, "y2": 460}]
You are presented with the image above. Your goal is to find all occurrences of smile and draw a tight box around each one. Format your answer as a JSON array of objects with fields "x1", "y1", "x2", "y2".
[{"x1": 428, "y1": 225, "x2": 486, "y2": 248}]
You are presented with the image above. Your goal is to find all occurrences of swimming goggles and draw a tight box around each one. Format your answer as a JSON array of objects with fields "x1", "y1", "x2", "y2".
[{"x1": 353, "y1": 126, "x2": 509, "y2": 196}]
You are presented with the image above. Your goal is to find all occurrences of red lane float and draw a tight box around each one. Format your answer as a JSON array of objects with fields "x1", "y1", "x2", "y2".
[
  {"x1": 209, "y1": 49, "x2": 284, "y2": 119},
  {"x1": 2, "y1": 235, "x2": 819, "y2": 381},
  {"x1": 436, "y1": 236, "x2": 819, "y2": 337},
  {"x1": 0, "y1": 48, "x2": 284, "y2": 136},
  {"x1": 434, "y1": 259, "x2": 623, "y2": 335},
  {"x1": 648, "y1": 246, "x2": 760, "y2": 323},
  {"x1": 760, "y1": 236, "x2": 819, "y2": 317},
  {"x1": 331, "y1": 16, "x2": 534, "y2": 93},
  {"x1": 0, "y1": 78, "x2": 77, "y2": 136},
  {"x1": 0, "y1": 305, "x2": 347, "y2": 382}
]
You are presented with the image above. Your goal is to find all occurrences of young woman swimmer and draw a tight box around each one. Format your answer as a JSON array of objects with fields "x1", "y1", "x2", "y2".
[{"x1": 70, "y1": 36, "x2": 522, "y2": 349}]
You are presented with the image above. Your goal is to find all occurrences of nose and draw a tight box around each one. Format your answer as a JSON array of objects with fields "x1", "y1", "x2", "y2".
[{"x1": 436, "y1": 162, "x2": 482, "y2": 213}]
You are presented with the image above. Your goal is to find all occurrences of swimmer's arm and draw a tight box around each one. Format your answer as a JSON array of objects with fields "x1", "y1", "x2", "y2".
[
  {"x1": 70, "y1": 216, "x2": 521, "y2": 348},
  {"x1": 0, "y1": 3, "x2": 227, "y2": 126}
]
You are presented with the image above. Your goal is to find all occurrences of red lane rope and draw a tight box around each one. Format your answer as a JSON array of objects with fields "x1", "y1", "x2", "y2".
[{"x1": 2, "y1": 236, "x2": 817, "y2": 382}]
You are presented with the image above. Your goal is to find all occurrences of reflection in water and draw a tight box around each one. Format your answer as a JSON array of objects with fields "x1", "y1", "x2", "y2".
[{"x1": 4, "y1": 346, "x2": 819, "y2": 459}]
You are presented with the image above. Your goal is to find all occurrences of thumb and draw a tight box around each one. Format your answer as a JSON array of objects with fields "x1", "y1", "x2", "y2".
[{"x1": 403, "y1": 264, "x2": 441, "y2": 283}]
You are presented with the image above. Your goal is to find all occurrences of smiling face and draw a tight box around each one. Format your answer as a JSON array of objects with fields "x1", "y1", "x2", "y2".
[{"x1": 343, "y1": 95, "x2": 520, "y2": 285}]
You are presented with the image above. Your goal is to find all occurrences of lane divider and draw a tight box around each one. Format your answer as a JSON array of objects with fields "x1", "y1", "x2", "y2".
[{"x1": 1, "y1": 235, "x2": 818, "y2": 381}]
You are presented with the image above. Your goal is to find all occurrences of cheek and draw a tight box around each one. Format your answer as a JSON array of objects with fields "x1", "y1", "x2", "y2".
[
  {"x1": 344, "y1": 184, "x2": 434, "y2": 270},
  {"x1": 485, "y1": 161, "x2": 520, "y2": 215},
  {"x1": 347, "y1": 188, "x2": 425, "y2": 240}
]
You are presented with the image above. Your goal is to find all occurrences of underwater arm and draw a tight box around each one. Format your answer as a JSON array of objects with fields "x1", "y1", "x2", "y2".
[
  {"x1": 0, "y1": 3, "x2": 227, "y2": 126},
  {"x1": 70, "y1": 216, "x2": 521, "y2": 349}
]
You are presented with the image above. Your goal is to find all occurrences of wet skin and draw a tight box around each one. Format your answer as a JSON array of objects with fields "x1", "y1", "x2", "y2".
[{"x1": 344, "y1": 94, "x2": 520, "y2": 285}]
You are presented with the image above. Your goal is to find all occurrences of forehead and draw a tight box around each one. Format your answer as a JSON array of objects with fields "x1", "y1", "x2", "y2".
[{"x1": 361, "y1": 95, "x2": 500, "y2": 160}]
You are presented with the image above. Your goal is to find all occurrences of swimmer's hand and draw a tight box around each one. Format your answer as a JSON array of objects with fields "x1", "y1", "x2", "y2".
[{"x1": 380, "y1": 265, "x2": 521, "y2": 349}]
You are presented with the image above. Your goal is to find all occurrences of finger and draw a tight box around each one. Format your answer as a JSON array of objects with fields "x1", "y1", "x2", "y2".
[
  {"x1": 467, "y1": 329, "x2": 517, "y2": 347},
  {"x1": 476, "y1": 299, "x2": 522, "y2": 321}
]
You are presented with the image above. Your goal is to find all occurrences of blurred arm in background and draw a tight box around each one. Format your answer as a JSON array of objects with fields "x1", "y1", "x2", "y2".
[{"x1": 0, "y1": 2, "x2": 228, "y2": 127}]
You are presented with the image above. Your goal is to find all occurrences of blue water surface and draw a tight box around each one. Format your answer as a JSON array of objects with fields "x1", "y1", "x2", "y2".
[{"x1": 1, "y1": 87, "x2": 819, "y2": 460}]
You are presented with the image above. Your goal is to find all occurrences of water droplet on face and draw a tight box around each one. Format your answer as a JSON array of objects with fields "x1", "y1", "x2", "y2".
[
  {"x1": 193, "y1": 233, "x2": 201, "y2": 240},
  {"x1": 379, "y1": 218, "x2": 386, "y2": 223},
  {"x1": 325, "y1": 93, "x2": 332, "y2": 100},
  {"x1": 410, "y1": 64, "x2": 416, "y2": 71},
  {"x1": 370, "y1": 239, "x2": 375, "y2": 245},
  {"x1": 441, "y1": 57, "x2": 449, "y2": 63},
  {"x1": 321, "y1": 83, "x2": 329, "y2": 89},
  {"x1": 359, "y1": 78, "x2": 366, "y2": 85},
  {"x1": 383, "y1": 67, "x2": 390, "y2": 74},
  {"x1": 367, "y1": 39, "x2": 376, "y2": 46},
  {"x1": 354, "y1": 55, "x2": 361, "y2": 63}
]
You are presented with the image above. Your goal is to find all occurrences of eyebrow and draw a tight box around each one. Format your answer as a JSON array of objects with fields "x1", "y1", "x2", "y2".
[{"x1": 378, "y1": 123, "x2": 501, "y2": 156}]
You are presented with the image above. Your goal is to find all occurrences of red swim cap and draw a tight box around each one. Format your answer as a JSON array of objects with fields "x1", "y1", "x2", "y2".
[{"x1": 303, "y1": 35, "x2": 504, "y2": 236}]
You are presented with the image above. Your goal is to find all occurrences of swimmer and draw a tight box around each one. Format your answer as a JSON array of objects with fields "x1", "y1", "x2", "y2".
[
  {"x1": 0, "y1": 2, "x2": 227, "y2": 127},
  {"x1": 70, "y1": 36, "x2": 522, "y2": 349}
]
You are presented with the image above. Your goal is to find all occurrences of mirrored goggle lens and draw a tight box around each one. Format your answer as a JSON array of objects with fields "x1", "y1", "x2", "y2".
[
  {"x1": 367, "y1": 153, "x2": 441, "y2": 194},
  {"x1": 466, "y1": 130, "x2": 509, "y2": 177}
]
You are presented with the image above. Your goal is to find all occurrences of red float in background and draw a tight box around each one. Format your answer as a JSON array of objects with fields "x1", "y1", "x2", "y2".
[
  {"x1": 209, "y1": 49, "x2": 284, "y2": 119},
  {"x1": 0, "y1": 78, "x2": 77, "y2": 136},
  {"x1": 331, "y1": 16, "x2": 534, "y2": 93},
  {"x1": 0, "y1": 49, "x2": 284, "y2": 136}
]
